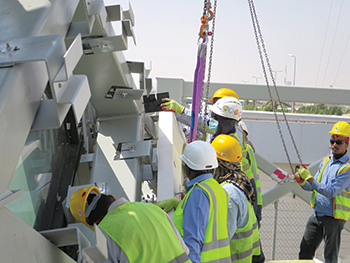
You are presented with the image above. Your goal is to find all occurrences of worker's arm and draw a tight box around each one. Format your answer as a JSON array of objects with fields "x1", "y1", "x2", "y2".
[
  {"x1": 155, "y1": 198, "x2": 180, "y2": 212},
  {"x1": 312, "y1": 168, "x2": 350, "y2": 198},
  {"x1": 222, "y1": 183, "x2": 248, "y2": 239},
  {"x1": 183, "y1": 187, "x2": 210, "y2": 263},
  {"x1": 161, "y1": 98, "x2": 211, "y2": 132}
]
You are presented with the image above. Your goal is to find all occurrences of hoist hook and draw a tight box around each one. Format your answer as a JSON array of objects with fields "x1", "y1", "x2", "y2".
[
  {"x1": 199, "y1": 2, "x2": 213, "y2": 40},
  {"x1": 206, "y1": 3, "x2": 214, "y2": 21},
  {"x1": 199, "y1": 15, "x2": 208, "y2": 39}
]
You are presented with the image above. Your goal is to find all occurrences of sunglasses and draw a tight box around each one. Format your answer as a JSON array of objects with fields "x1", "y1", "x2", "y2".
[{"x1": 330, "y1": 139, "x2": 345, "y2": 145}]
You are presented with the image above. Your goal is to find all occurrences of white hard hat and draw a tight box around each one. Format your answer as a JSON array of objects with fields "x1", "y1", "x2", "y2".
[
  {"x1": 180, "y1": 141, "x2": 218, "y2": 170},
  {"x1": 239, "y1": 120, "x2": 248, "y2": 135},
  {"x1": 210, "y1": 97, "x2": 242, "y2": 121}
]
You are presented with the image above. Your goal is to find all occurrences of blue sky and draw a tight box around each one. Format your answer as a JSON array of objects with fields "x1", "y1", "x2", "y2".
[{"x1": 107, "y1": 0, "x2": 350, "y2": 88}]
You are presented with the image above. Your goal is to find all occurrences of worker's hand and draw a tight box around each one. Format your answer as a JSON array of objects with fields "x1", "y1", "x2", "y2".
[
  {"x1": 155, "y1": 197, "x2": 180, "y2": 212},
  {"x1": 161, "y1": 98, "x2": 185, "y2": 114},
  {"x1": 294, "y1": 172, "x2": 306, "y2": 186},
  {"x1": 299, "y1": 166, "x2": 313, "y2": 181}
]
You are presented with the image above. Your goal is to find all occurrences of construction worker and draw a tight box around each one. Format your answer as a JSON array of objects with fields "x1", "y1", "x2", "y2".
[
  {"x1": 211, "y1": 134, "x2": 261, "y2": 263},
  {"x1": 295, "y1": 121, "x2": 350, "y2": 263},
  {"x1": 210, "y1": 99, "x2": 265, "y2": 263},
  {"x1": 238, "y1": 121, "x2": 265, "y2": 263},
  {"x1": 161, "y1": 88, "x2": 240, "y2": 136},
  {"x1": 157, "y1": 140, "x2": 231, "y2": 263},
  {"x1": 69, "y1": 186, "x2": 191, "y2": 263},
  {"x1": 208, "y1": 96, "x2": 243, "y2": 142},
  {"x1": 208, "y1": 97, "x2": 255, "y2": 188},
  {"x1": 239, "y1": 121, "x2": 263, "y2": 224}
]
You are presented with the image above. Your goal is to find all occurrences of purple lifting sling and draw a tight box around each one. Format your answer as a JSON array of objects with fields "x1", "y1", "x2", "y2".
[{"x1": 190, "y1": 42, "x2": 207, "y2": 142}]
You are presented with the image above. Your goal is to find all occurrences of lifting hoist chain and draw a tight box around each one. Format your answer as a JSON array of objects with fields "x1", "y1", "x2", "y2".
[
  {"x1": 196, "y1": 0, "x2": 217, "y2": 139},
  {"x1": 195, "y1": 0, "x2": 217, "y2": 140},
  {"x1": 203, "y1": 0, "x2": 217, "y2": 117},
  {"x1": 247, "y1": 0, "x2": 303, "y2": 174}
]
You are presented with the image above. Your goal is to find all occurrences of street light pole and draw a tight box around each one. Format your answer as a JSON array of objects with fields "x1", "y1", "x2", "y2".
[
  {"x1": 289, "y1": 54, "x2": 296, "y2": 113},
  {"x1": 252, "y1": 76, "x2": 262, "y2": 84},
  {"x1": 251, "y1": 76, "x2": 261, "y2": 109},
  {"x1": 272, "y1": 69, "x2": 283, "y2": 83}
]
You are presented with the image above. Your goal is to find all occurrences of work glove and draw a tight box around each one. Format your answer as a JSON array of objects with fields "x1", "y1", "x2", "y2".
[
  {"x1": 161, "y1": 98, "x2": 185, "y2": 114},
  {"x1": 299, "y1": 165, "x2": 313, "y2": 181},
  {"x1": 155, "y1": 197, "x2": 180, "y2": 212},
  {"x1": 271, "y1": 167, "x2": 294, "y2": 184},
  {"x1": 294, "y1": 172, "x2": 306, "y2": 186}
]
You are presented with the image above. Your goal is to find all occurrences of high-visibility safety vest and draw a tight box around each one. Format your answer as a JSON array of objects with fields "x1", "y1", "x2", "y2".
[
  {"x1": 221, "y1": 182, "x2": 261, "y2": 263},
  {"x1": 310, "y1": 156, "x2": 350, "y2": 221},
  {"x1": 173, "y1": 178, "x2": 231, "y2": 262},
  {"x1": 99, "y1": 202, "x2": 191, "y2": 263},
  {"x1": 230, "y1": 133, "x2": 253, "y2": 180},
  {"x1": 246, "y1": 143, "x2": 263, "y2": 206}
]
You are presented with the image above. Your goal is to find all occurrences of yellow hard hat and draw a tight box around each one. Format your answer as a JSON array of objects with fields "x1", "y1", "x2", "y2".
[
  {"x1": 69, "y1": 186, "x2": 101, "y2": 231},
  {"x1": 211, "y1": 134, "x2": 242, "y2": 163},
  {"x1": 209, "y1": 88, "x2": 239, "y2": 102},
  {"x1": 329, "y1": 121, "x2": 350, "y2": 137}
]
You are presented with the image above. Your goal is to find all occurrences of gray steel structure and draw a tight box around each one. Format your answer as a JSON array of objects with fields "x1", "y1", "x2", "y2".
[{"x1": 1, "y1": 0, "x2": 350, "y2": 262}]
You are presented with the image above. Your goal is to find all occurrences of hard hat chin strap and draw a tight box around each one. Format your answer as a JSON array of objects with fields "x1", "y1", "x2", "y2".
[{"x1": 85, "y1": 194, "x2": 102, "y2": 218}]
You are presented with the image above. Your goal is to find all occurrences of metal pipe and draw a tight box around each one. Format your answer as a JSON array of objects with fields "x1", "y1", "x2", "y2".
[{"x1": 272, "y1": 200, "x2": 279, "y2": 260}]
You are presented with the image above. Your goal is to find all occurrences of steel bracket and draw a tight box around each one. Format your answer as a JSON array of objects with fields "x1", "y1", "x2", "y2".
[
  {"x1": 0, "y1": 34, "x2": 90, "y2": 130},
  {"x1": 114, "y1": 140, "x2": 152, "y2": 161}
]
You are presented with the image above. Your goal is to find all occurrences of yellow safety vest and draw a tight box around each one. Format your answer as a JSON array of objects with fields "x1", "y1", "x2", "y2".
[
  {"x1": 221, "y1": 182, "x2": 261, "y2": 263},
  {"x1": 310, "y1": 156, "x2": 350, "y2": 221},
  {"x1": 99, "y1": 202, "x2": 191, "y2": 263},
  {"x1": 247, "y1": 143, "x2": 263, "y2": 206},
  {"x1": 230, "y1": 133, "x2": 253, "y2": 180},
  {"x1": 173, "y1": 178, "x2": 231, "y2": 262}
]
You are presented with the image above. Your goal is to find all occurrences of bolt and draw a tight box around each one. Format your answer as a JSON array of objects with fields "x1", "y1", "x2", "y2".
[
  {"x1": 120, "y1": 92, "x2": 128, "y2": 98},
  {"x1": 129, "y1": 146, "x2": 136, "y2": 152},
  {"x1": 58, "y1": 83, "x2": 62, "y2": 88}
]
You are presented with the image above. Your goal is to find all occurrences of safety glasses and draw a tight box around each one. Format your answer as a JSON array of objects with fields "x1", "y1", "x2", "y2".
[{"x1": 330, "y1": 139, "x2": 345, "y2": 145}]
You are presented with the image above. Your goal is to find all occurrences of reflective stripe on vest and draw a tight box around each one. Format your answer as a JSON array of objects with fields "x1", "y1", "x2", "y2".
[
  {"x1": 310, "y1": 156, "x2": 350, "y2": 221},
  {"x1": 247, "y1": 144, "x2": 263, "y2": 206},
  {"x1": 173, "y1": 178, "x2": 231, "y2": 262},
  {"x1": 228, "y1": 190, "x2": 261, "y2": 262},
  {"x1": 99, "y1": 202, "x2": 191, "y2": 263}
]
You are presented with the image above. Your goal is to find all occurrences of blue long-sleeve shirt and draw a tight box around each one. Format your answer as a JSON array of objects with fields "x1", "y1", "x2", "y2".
[
  {"x1": 183, "y1": 173, "x2": 212, "y2": 263},
  {"x1": 222, "y1": 183, "x2": 249, "y2": 239},
  {"x1": 302, "y1": 153, "x2": 350, "y2": 217}
]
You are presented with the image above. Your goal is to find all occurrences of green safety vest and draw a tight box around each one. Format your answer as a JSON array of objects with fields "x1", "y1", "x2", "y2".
[
  {"x1": 230, "y1": 133, "x2": 253, "y2": 180},
  {"x1": 99, "y1": 202, "x2": 191, "y2": 263},
  {"x1": 246, "y1": 143, "x2": 263, "y2": 206},
  {"x1": 221, "y1": 182, "x2": 261, "y2": 263},
  {"x1": 173, "y1": 178, "x2": 231, "y2": 262},
  {"x1": 310, "y1": 156, "x2": 350, "y2": 221}
]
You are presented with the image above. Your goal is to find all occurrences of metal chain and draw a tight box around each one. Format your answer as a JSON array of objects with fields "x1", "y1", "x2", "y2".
[
  {"x1": 202, "y1": 0, "x2": 209, "y2": 17},
  {"x1": 195, "y1": 0, "x2": 217, "y2": 140},
  {"x1": 203, "y1": 0, "x2": 217, "y2": 117},
  {"x1": 247, "y1": 0, "x2": 303, "y2": 174}
]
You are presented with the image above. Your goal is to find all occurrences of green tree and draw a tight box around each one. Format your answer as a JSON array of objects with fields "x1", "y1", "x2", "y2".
[
  {"x1": 243, "y1": 104, "x2": 255, "y2": 111},
  {"x1": 297, "y1": 104, "x2": 343, "y2": 116}
]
